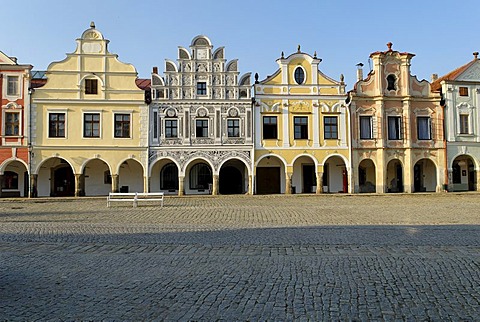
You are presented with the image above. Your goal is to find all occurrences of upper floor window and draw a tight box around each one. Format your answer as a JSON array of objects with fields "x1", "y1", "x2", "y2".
[
  {"x1": 460, "y1": 114, "x2": 469, "y2": 134},
  {"x1": 114, "y1": 114, "x2": 130, "y2": 138},
  {"x1": 359, "y1": 116, "x2": 372, "y2": 140},
  {"x1": 263, "y1": 116, "x2": 277, "y2": 139},
  {"x1": 197, "y1": 82, "x2": 207, "y2": 95},
  {"x1": 165, "y1": 119, "x2": 178, "y2": 138},
  {"x1": 294, "y1": 116, "x2": 308, "y2": 139},
  {"x1": 5, "y1": 112, "x2": 20, "y2": 136},
  {"x1": 7, "y1": 76, "x2": 19, "y2": 96},
  {"x1": 459, "y1": 87, "x2": 469, "y2": 97},
  {"x1": 196, "y1": 119, "x2": 208, "y2": 137},
  {"x1": 49, "y1": 113, "x2": 65, "y2": 138},
  {"x1": 84, "y1": 113, "x2": 100, "y2": 138},
  {"x1": 227, "y1": 119, "x2": 240, "y2": 137},
  {"x1": 294, "y1": 67, "x2": 305, "y2": 84},
  {"x1": 417, "y1": 117, "x2": 431, "y2": 140},
  {"x1": 388, "y1": 116, "x2": 402, "y2": 140},
  {"x1": 85, "y1": 79, "x2": 98, "y2": 95},
  {"x1": 324, "y1": 116, "x2": 338, "y2": 139},
  {"x1": 387, "y1": 74, "x2": 396, "y2": 91}
]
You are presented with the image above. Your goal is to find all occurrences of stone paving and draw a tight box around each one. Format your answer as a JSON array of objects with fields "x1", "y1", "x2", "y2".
[{"x1": 0, "y1": 193, "x2": 479, "y2": 321}]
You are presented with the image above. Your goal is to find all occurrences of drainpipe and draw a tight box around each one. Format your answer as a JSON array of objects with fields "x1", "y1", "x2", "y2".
[{"x1": 440, "y1": 92, "x2": 448, "y2": 191}]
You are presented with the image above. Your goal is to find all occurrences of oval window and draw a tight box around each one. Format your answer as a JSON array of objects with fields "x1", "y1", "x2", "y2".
[{"x1": 294, "y1": 67, "x2": 305, "y2": 84}]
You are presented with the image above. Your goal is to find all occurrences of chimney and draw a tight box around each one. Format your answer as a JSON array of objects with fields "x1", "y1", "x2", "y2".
[
  {"x1": 356, "y1": 63, "x2": 364, "y2": 81},
  {"x1": 152, "y1": 66, "x2": 158, "y2": 74},
  {"x1": 431, "y1": 74, "x2": 438, "y2": 82}
]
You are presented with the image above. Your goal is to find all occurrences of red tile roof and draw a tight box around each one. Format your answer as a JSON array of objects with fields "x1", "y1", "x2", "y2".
[
  {"x1": 431, "y1": 58, "x2": 478, "y2": 92},
  {"x1": 136, "y1": 78, "x2": 151, "y2": 90}
]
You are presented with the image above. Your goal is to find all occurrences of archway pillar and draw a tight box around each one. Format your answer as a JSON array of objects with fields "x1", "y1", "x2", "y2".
[
  {"x1": 178, "y1": 176, "x2": 184, "y2": 196},
  {"x1": 285, "y1": 172, "x2": 292, "y2": 194},
  {"x1": 212, "y1": 174, "x2": 219, "y2": 195},
  {"x1": 29, "y1": 174, "x2": 38, "y2": 198},
  {"x1": 404, "y1": 151, "x2": 413, "y2": 193},
  {"x1": 476, "y1": 170, "x2": 480, "y2": 191},
  {"x1": 316, "y1": 171, "x2": 323, "y2": 194},
  {"x1": 74, "y1": 174, "x2": 85, "y2": 197},
  {"x1": 447, "y1": 169, "x2": 453, "y2": 192},
  {"x1": 248, "y1": 175, "x2": 253, "y2": 195},
  {"x1": 143, "y1": 176, "x2": 148, "y2": 193},
  {"x1": 111, "y1": 174, "x2": 119, "y2": 193}
]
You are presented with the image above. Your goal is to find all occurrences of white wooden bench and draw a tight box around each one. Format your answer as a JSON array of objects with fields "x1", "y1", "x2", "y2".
[
  {"x1": 107, "y1": 192, "x2": 164, "y2": 207},
  {"x1": 135, "y1": 192, "x2": 164, "y2": 207}
]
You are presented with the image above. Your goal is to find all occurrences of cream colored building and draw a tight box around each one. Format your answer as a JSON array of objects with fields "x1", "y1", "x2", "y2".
[
  {"x1": 349, "y1": 43, "x2": 446, "y2": 193},
  {"x1": 31, "y1": 23, "x2": 148, "y2": 197},
  {"x1": 254, "y1": 47, "x2": 350, "y2": 194}
]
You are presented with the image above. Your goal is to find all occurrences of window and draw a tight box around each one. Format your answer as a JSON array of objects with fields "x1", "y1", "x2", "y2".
[
  {"x1": 2, "y1": 171, "x2": 18, "y2": 189},
  {"x1": 417, "y1": 117, "x2": 431, "y2": 140},
  {"x1": 5, "y1": 112, "x2": 20, "y2": 136},
  {"x1": 359, "y1": 116, "x2": 372, "y2": 140},
  {"x1": 227, "y1": 119, "x2": 240, "y2": 137},
  {"x1": 197, "y1": 82, "x2": 207, "y2": 95},
  {"x1": 161, "y1": 163, "x2": 179, "y2": 190},
  {"x1": 85, "y1": 79, "x2": 98, "y2": 95},
  {"x1": 387, "y1": 74, "x2": 396, "y2": 91},
  {"x1": 153, "y1": 112, "x2": 158, "y2": 139},
  {"x1": 324, "y1": 116, "x2": 338, "y2": 139},
  {"x1": 294, "y1": 67, "x2": 305, "y2": 84},
  {"x1": 189, "y1": 163, "x2": 212, "y2": 190},
  {"x1": 263, "y1": 116, "x2": 277, "y2": 139},
  {"x1": 49, "y1": 113, "x2": 65, "y2": 138},
  {"x1": 7, "y1": 76, "x2": 19, "y2": 96},
  {"x1": 294, "y1": 116, "x2": 308, "y2": 139},
  {"x1": 460, "y1": 114, "x2": 469, "y2": 134},
  {"x1": 388, "y1": 116, "x2": 402, "y2": 140},
  {"x1": 196, "y1": 119, "x2": 208, "y2": 137},
  {"x1": 114, "y1": 114, "x2": 130, "y2": 138},
  {"x1": 459, "y1": 87, "x2": 468, "y2": 97},
  {"x1": 165, "y1": 119, "x2": 178, "y2": 138},
  {"x1": 83, "y1": 113, "x2": 100, "y2": 138}
]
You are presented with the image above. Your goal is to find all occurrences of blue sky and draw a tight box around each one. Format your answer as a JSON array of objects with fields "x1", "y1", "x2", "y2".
[{"x1": 2, "y1": 0, "x2": 479, "y2": 87}]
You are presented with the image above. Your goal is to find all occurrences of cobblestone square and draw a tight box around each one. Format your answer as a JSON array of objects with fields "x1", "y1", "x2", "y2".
[{"x1": 0, "y1": 193, "x2": 479, "y2": 321}]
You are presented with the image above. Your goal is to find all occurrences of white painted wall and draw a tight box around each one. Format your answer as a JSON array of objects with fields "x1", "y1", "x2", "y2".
[
  {"x1": 84, "y1": 159, "x2": 111, "y2": 196},
  {"x1": 119, "y1": 160, "x2": 144, "y2": 193}
]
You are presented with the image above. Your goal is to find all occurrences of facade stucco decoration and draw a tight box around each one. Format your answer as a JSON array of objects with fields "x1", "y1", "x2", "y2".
[
  {"x1": 30, "y1": 22, "x2": 148, "y2": 197},
  {"x1": 150, "y1": 35, "x2": 253, "y2": 195},
  {"x1": 431, "y1": 53, "x2": 480, "y2": 191},
  {"x1": 349, "y1": 43, "x2": 446, "y2": 193},
  {"x1": 254, "y1": 48, "x2": 349, "y2": 195}
]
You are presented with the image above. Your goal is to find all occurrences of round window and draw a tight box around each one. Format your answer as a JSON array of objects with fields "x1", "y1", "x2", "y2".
[{"x1": 294, "y1": 67, "x2": 305, "y2": 84}]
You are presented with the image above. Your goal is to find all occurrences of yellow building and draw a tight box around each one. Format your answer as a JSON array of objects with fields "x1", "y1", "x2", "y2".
[
  {"x1": 254, "y1": 47, "x2": 350, "y2": 194},
  {"x1": 30, "y1": 22, "x2": 148, "y2": 197}
]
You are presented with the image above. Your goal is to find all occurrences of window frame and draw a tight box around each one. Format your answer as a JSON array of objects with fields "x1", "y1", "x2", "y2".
[
  {"x1": 417, "y1": 116, "x2": 431, "y2": 140},
  {"x1": 195, "y1": 119, "x2": 209, "y2": 138},
  {"x1": 459, "y1": 87, "x2": 469, "y2": 97},
  {"x1": 114, "y1": 113, "x2": 131, "y2": 138},
  {"x1": 227, "y1": 118, "x2": 240, "y2": 138},
  {"x1": 262, "y1": 116, "x2": 278, "y2": 140},
  {"x1": 6, "y1": 75, "x2": 20, "y2": 96},
  {"x1": 4, "y1": 111, "x2": 20, "y2": 137},
  {"x1": 387, "y1": 74, "x2": 397, "y2": 91},
  {"x1": 359, "y1": 116, "x2": 372, "y2": 140},
  {"x1": 294, "y1": 66, "x2": 306, "y2": 85},
  {"x1": 324, "y1": 116, "x2": 338, "y2": 140},
  {"x1": 459, "y1": 114, "x2": 469, "y2": 134},
  {"x1": 387, "y1": 116, "x2": 402, "y2": 140},
  {"x1": 83, "y1": 112, "x2": 101, "y2": 138},
  {"x1": 85, "y1": 79, "x2": 98, "y2": 95},
  {"x1": 48, "y1": 112, "x2": 66, "y2": 138},
  {"x1": 196, "y1": 82, "x2": 207, "y2": 96},
  {"x1": 294, "y1": 116, "x2": 308, "y2": 140},
  {"x1": 165, "y1": 119, "x2": 178, "y2": 138}
]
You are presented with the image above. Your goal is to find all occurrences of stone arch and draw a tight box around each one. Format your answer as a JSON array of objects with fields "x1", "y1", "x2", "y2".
[
  {"x1": 117, "y1": 158, "x2": 144, "y2": 193},
  {"x1": 413, "y1": 158, "x2": 437, "y2": 192},
  {"x1": 291, "y1": 154, "x2": 317, "y2": 194},
  {"x1": 0, "y1": 159, "x2": 29, "y2": 197},
  {"x1": 218, "y1": 157, "x2": 251, "y2": 195},
  {"x1": 451, "y1": 154, "x2": 477, "y2": 192},
  {"x1": 81, "y1": 158, "x2": 112, "y2": 196},
  {"x1": 191, "y1": 35, "x2": 212, "y2": 47},
  {"x1": 150, "y1": 157, "x2": 181, "y2": 194},
  {"x1": 386, "y1": 159, "x2": 404, "y2": 193},
  {"x1": 36, "y1": 157, "x2": 75, "y2": 197},
  {"x1": 322, "y1": 155, "x2": 348, "y2": 193},
  {"x1": 358, "y1": 158, "x2": 376, "y2": 193},
  {"x1": 255, "y1": 154, "x2": 286, "y2": 194},
  {"x1": 184, "y1": 158, "x2": 214, "y2": 195}
]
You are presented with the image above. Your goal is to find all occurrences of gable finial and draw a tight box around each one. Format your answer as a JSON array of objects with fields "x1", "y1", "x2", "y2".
[
  {"x1": 314, "y1": 51, "x2": 317, "y2": 58},
  {"x1": 474, "y1": 52, "x2": 479, "y2": 60},
  {"x1": 281, "y1": 51, "x2": 284, "y2": 59},
  {"x1": 90, "y1": 21, "x2": 95, "y2": 29},
  {"x1": 254, "y1": 73, "x2": 259, "y2": 84},
  {"x1": 387, "y1": 42, "x2": 393, "y2": 51},
  {"x1": 297, "y1": 45, "x2": 301, "y2": 53}
]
